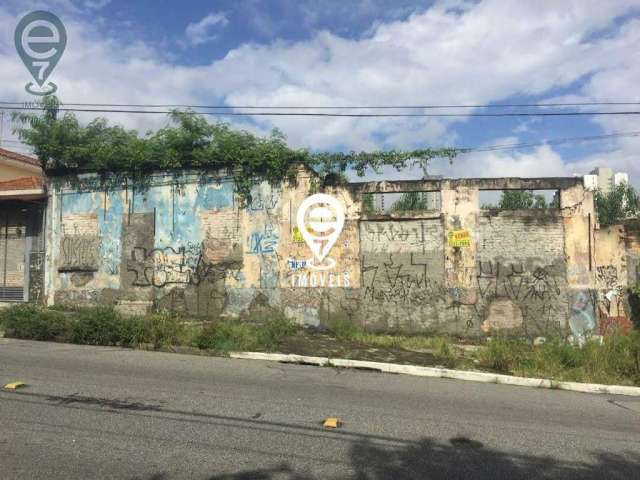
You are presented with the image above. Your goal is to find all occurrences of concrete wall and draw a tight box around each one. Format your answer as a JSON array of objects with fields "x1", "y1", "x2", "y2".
[{"x1": 45, "y1": 171, "x2": 618, "y2": 338}]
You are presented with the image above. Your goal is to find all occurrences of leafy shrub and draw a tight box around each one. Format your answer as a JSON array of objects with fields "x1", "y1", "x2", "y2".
[
  {"x1": 13, "y1": 96, "x2": 458, "y2": 204},
  {"x1": 70, "y1": 307, "x2": 144, "y2": 347},
  {"x1": 1, "y1": 304, "x2": 71, "y2": 341}
]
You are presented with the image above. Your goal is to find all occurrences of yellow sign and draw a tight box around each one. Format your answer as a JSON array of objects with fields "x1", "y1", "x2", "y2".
[
  {"x1": 448, "y1": 230, "x2": 471, "y2": 247},
  {"x1": 292, "y1": 226, "x2": 305, "y2": 243}
]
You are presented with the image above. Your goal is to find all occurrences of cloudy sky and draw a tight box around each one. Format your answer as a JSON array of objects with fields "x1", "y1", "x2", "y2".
[{"x1": 1, "y1": 0, "x2": 640, "y2": 185}]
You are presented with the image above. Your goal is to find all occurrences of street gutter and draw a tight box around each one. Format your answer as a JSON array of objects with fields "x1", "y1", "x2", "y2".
[{"x1": 229, "y1": 352, "x2": 640, "y2": 397}]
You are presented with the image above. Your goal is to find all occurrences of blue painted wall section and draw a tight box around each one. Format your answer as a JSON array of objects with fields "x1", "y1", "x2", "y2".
[
  {"x1": 49, "y1": 172, "x2": 616, "y2": 338},
  {"x1": 60, "y1": 190, "x2": 123, "y2": 278}
]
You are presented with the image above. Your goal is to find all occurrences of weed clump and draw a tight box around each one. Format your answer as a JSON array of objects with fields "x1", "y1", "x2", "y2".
[
  {"x1": 70, "y1": 307, "x2": 145, "y2": 347},
  {"x1": 143, "y1": 313, "x2": 185, "y2": 349},
  {"x1": 1, "y1": 304, "x2": 70, "y2": 341},
  {"x1": 477, "y1": 333, "x2": 640, "y2": 385},
  {"x1": 196, "y1": 314, "x2": 298, "y2": 352}
]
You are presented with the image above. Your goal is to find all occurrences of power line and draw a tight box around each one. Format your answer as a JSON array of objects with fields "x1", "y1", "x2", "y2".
[
  {"x1": 4, "y1": 105, "x2": 640, "y2": 117},
  {"x1": 2, "y1": 100, "x2": 640, "y2": 109},
  {"x1": 460, "y1": 131, "x2": 640, "y2": 153}
]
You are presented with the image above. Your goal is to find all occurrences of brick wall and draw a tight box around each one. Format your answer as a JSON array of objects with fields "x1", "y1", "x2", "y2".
[{"x1": 476, "y1": 212, "x2": 568, "y2": 335}]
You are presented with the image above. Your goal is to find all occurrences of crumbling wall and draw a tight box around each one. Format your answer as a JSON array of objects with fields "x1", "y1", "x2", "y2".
[
  {"x1": 358, "y1": 218, "x2": 450, "y2": 332},
  {"x1": 624, "y1": 220, "x2": 640, "y2": 329},
  {"x1": 45, "y1": 172, "x2": 612, "y2": 337},
  {"x1": 595, "y1": 225, "x2": 632, "y2": 335},
  {"x1": 476, "y1": 211, "x2": 568, "y2": 335}
]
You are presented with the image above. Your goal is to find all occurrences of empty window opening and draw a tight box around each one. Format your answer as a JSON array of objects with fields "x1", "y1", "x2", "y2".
[
  {"x1": 480, "y1": 190, "x2": 559, "y2": 210},
  {"x1": 362, "y1": 191, "x2": 441, "y2": 213}
]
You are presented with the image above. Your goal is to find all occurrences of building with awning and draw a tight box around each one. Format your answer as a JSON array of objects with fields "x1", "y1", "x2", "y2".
[{"x1": 0, "y1": 148, "x2": 46, "y2": 303}]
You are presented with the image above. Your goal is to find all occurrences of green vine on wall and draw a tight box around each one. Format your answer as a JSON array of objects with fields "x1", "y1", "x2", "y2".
[{"x1": 13, "y1": 96, "x2": 458, "y2": 203}]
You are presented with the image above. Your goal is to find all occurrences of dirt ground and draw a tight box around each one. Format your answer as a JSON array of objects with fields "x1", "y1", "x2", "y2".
[{"x1": 277, "y1": 331, "x2": 456, "y2": 367}]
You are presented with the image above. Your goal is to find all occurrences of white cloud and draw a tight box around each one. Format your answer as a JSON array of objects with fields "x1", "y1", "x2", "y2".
[
  {"x1": 185, "y1": 12, "x2": 229, "y2": 45},
  {"x1": 1, "y1": 0, "x2": 640, "y2": 185},
  {"x1": 84, "y1": 0, "x2": 111, "y2": 9}
]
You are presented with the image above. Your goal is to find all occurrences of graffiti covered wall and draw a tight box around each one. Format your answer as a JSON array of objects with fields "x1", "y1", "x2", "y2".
[
  {"x1": 476, "y1": 212, "x2": 568, "y2": 335},
  {"x1": 594, "y1": 225, "x2": 632, "y2": 335},
  {"x1": 45, "y1": 172, "x2": 619, "y2": 337}
]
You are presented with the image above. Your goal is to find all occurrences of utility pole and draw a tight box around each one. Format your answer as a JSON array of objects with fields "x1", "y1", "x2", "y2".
[{"x1": 0, "y1": 110, "x2": 4, "y2": 147}]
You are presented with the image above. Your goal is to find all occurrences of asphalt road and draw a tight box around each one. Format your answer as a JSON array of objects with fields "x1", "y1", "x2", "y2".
[{"x1": 1, "y1": 338, "x2": 639, "y2": 479}]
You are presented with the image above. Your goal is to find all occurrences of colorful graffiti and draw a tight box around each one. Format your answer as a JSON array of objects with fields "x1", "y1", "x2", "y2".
[
  {"x1": 248, "y1": 226, "x2": 278, "y2": 255},
  {"x1": 50, "y1": 173, "x2": 630, "y2": 337},
  {"x1": 569, "y1": 290, "x2": 597, "y2": 338}
]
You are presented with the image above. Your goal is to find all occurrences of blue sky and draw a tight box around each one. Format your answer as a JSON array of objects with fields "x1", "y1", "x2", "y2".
[{"x1": 2, "y1": 0, "x2": 640, "y2": 185}]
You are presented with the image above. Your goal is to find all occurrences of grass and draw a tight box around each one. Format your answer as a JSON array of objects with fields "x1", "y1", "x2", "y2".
[
  {"x1": 144, "y1": 313, "x2": 187, "y2": 350},
  {"x1": 324, "y1": 316, "x2": 458, "y2": 366},
  {"x1": 196, "y1": 314, "x2": 298, "y2": 352},
  {"x1": 70, "y1": 306, "x2": 146, "y2": 347},
  {"x1": 0, "y1": 304, "x2": 298, "y2": 353},
  {"x1": 477, "y1": 334, "x2": 640, "y2": 386},
  {"x1": 2, "y1": 304, "x2": 640, "y2": 386},
  {"x1": 1, "y1": 304, "x2": 71, "y2": 341},
  {"x1": 324, "y1": 316, "x2": 640, "y2": 385}
]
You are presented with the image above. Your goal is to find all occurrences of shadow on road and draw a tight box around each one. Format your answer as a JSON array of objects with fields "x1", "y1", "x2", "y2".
[{"x1": 131, "y1": 435, "x2": 640, "y2": 480}]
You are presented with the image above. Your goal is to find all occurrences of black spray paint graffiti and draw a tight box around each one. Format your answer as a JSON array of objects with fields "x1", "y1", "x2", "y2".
[
  {"x1": 127, "y1": 244, "x2": 239, "y2": 288},
  {"x1": 596, "y1": 265, "x2": 619, "y2": 289},
  {"x1": 476, "y1": 261, "x2": 562, "y2": 302},
  {"x1": 361, "y1": 221, "x2": 441, "y2": 254},
  {"x1": 447, "y1": 286, "x2": 480, "y2": 331},
  {"x1": 248, "y1": 188, "x2": 280, "y2": 212},
  {"x1": 360, "y1": 252, "x2": 483, "y2": 331},
  {"x1": 476, "y1": 260, "x2": 566, "y2": 333},
  {"x1": 59, "y1": 236, "x2": 99, "y2": 271},
  {"x1": 361, "y1": 253, "x2": 447, "y2": 305}
]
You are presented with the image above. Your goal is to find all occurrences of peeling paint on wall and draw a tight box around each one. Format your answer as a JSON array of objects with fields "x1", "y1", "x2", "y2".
[{"x1": 47, "y1": 171, "x2": 621, "y2": 337}]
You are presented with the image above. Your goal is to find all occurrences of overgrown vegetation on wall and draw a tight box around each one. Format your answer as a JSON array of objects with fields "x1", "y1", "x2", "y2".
[
  {"x1": 362, "y1": 193, "x2": 376, "y2": 213},
  {"x1": 595, "y1": 183, "x2": 640, "y2": 227},
  {"x1": 12, "y1": 96, "x2": 458, "y2": 202},
  {"x1": 483, "y1": 190, "x2": 557, "y2": 210},
  {"x1": 392, "y1": 191, "x2": 427, "y2": 212}
]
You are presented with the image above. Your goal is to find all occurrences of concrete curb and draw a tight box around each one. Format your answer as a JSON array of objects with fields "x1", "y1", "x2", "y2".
[{"x1": 229, "y1": 352, "x2": 640, "y2": 397}]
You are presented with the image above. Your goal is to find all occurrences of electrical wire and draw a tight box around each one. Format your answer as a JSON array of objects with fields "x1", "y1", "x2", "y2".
[
  {"x1": 1, "y1": 100, "x2": 640, "y2": 109},
  {"x1": 2, "y1": 105, "x2": 640, "y2": 117},
  {"x1": 459, "y1": 131, "x2": 640, "y2": 153}
]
